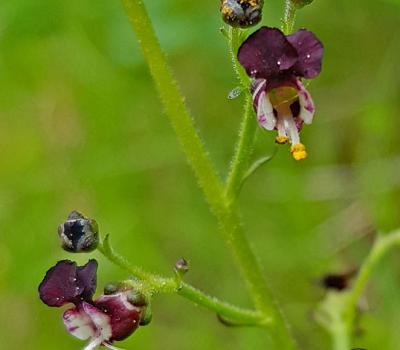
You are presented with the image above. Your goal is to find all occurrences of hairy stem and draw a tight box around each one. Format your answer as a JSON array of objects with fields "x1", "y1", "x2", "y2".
[
  {"x1": 282, "y1": 0, "x2": 297, "y2": 35},
  {"x1": 120, "y1": 1, "x2": 296, "y2": 347},
  {"x1": 228, "y1": 27, "x2": 249, "y2": 87},
  {"x1": 225, "y1": 28, "x2": 258, "y2": 203},
  {"x1": 121, "y1": 0, "x2": 224, "y2": 214},
  {"x1": 178, "y1": 282, "x2": 269, "y2": 325},
  {"x1": 225, "y1": 97, "x2": 257, "y2": 203},
  {"x1": 97, "y1": 240, "x2": 266, "y2": 325}
]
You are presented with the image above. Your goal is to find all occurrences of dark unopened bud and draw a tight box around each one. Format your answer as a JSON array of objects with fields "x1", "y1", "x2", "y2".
[
  {"x1": 321, "y1": 270, "x2": 357, "y2": 291},
  {"x1": 220, "y1": 0, "x2": 264, "y2": 28},
  {"x1": 58, "y1": 211, "x2": 99, "y2": 253}
]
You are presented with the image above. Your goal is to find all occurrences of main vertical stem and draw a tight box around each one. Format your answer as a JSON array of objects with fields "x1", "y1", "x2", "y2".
[
  {"x1": 121, "y1": 0, "x2": 224, "y2": 213},
  {"x1": 225, "y1": 98, "x2": 257, "y2": 203},
  {"x1": 120, "y1": 1, "x2": 296, "y2": 348}
]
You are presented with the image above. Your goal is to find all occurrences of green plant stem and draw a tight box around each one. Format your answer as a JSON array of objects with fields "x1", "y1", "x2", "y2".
[
  {"x1": 178, "y1": 282, "x2": 268, "y2": 325},
  {"x1": 225, "y1": 28, "x2": 258, "y2": 204},
  {"x1": 330, "y1": 312, "x2": 350, "y2": 350},
  {"x1": 345, "y1": 230, "x2": 400, "y2": 327},
  {"x1": 121, "y1": 0, "x2": 224, "y2": 215},
  {"x1": 97, "y1": 240, "x2": 266, "y2": 325},
  {"x1": 228, "y1": 27, "x2": 249, "y2": 87},
  {"x1": 120, "y1": 1, "x2": 296, "y2": 347},
  {"x1": 224, "y1": 27, "x2": 296, "y2": 348},
  {"x1": 282, "y1": 1, "x2": 297, "y2": 35},
  {"x1": 225, "y1": 98, "x2": 257, "y2": 204},
  {"x1": 326, "y1": 230, "x2": 400, "y2": 349}
]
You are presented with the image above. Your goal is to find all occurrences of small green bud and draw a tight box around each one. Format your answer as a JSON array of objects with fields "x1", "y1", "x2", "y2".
[
  {"x1": 139, "y1": 306, "x2": 153, "y2": 326},
  {"x1": 175, "y1": 258, "x2": 189, "y2": 274},
  {"x1": 290, "y1": 0, "x2": 314, "y2": 9},
  {"x1": 58, "y1": 211, "x2": 99, "y2": 253},
  {"x1": 127, "y1": 290, "x2": 149, "y2": 307},
  {"x1": 103, "y1": 282, "x2": 119, "y2": 295},
  {"x1": 174, "y1": 258, "x2": 189, "y2": 284}
]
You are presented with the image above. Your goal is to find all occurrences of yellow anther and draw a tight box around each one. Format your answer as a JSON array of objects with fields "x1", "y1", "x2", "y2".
[
  {"x1": 275, "y1": 136, "x2": 289, "y2": 145},
  {"x1": 291, "y1": 143, "x2": 308, "y2": 161}
]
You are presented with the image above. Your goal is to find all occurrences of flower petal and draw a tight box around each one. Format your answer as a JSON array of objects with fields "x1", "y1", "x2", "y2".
[
  {"x1": 287, "y1": 29, "x2": 324, "y2": 79},
  {"x1": 39, "y1": 260, "x2": 98, "y2": 307},
  {"x1": 63, "y1": 306, "x2": 96, "y2": 340},
  {"x1": 39, "y1": 260, "x2": 83, "y2": 307},
  {"x1": 295, "y1": 79, "x2": 315, "y2": 124},
  {"x1": 77, "y1": 259, "x2": 98, "y2": 301},
  {"x1": 257, "y1": 91, "x2": 276, "y2": 130},
  {"x1": 252, "y1": 79, "x2": 276, "y2": 130},
  {"x1": 81, "y1": 301, "x2": 112, "y2": 341},
  {"x1": 95, "y1": 293, "x2": 141, "y2": 342},
  {"x1": 238, "y1": 27, "x2": 298, "y2": 79}
]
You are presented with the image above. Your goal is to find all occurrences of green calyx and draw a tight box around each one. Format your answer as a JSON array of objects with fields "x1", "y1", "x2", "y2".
[{"x1": 290, "y1": 0, "x2": 314, "y2": 9}]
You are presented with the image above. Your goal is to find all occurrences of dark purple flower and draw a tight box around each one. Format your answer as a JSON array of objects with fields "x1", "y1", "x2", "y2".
[
  {"x1": 238, "y1": 26, "x2": 324, "y2": 160},
  {"x1": 39, "y1": 260, "x2": 142, "y2": 350}
]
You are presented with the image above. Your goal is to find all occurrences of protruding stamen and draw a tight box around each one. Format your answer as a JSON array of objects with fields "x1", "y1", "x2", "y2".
[
  {"x1": 275, "y1": 136, "x2": 289, "y2": 144},
  {"x1": 103, "y1": 342, "x2": 125, "y2": 350},
  {"x1": 291, "y1": 143, "x2": 307, "y2": 161},
  {"x1": 276, "y1": 119, "x2": 288, "y2": 144},
  {"x1": 296, "y1": 80, "x2": 315, "y2": 124},
  {"x1": 83, "y1": 337, "x2": 104, "y2": 350},
  {"x1": 279, "y1": 113, "x2": 300, "y2": 145},
  {"x1": 257, "y1": 91, "x2": 276, "y2": 130}
]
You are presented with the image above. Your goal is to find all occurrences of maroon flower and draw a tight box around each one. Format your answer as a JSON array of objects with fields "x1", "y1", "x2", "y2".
[
  {"x1": 238, "y1": 26, "x2": 324, "y2": 160},
  {"x1": 39, "y1": 260, "x2": 142, "y2": 350}
]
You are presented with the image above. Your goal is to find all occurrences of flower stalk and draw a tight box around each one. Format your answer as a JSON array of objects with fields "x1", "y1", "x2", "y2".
[
  {"x1": 282, "y1": 0, "x2": 297, "y2": 35},
  {"x1": 97, "y1": 238, "x2": 267, "y2": 326},
  {"x1": 345, "y1": 230, "x2": 400, "y2": 328},
  {"x1": 317, "y1": 230, "x2": 400, "y2": 349},
  {"x1": 118, "y1": 1, "x2": 298, "y2": 347}
]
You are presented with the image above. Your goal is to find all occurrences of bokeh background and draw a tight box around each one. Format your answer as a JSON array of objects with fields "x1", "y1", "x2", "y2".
[{"x1": 1, "y1": 0, "x2": 400, "y2": 349}]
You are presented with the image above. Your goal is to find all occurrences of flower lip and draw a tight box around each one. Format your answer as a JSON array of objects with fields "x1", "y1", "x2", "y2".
[
  {"x1": 39, "y1": 259, "x2": 98, "y2": 307},
  {"x1": 237, "y1": 26, "x2": 324, "y2": 82},
  {"x1": 94, "y1": 292, "x2": 141, "y2": 341}
]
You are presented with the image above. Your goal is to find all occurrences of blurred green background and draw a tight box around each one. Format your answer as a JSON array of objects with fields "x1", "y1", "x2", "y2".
[{"x1": 1, "y1": 0, "x2": 400, "y2": 349}]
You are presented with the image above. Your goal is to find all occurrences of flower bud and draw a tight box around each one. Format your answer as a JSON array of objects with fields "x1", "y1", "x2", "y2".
[
  {"x1": 220, "y1": 0, "x2": 263, "y2": 28},
  {"x1": 104, "y1": 282, "x2": 119, "y2": 295},
  {"x1": 320, "y1": 270, "x2": 356, "y2": 291},
  {"x1": 103, "y1": 282, "x2": 152, "y2": 328},
  {"x1": 58, "y1": 211, "x2": 99, "y2": 253},
  {"x1": 127, "y1": 290, "x2": 149, "y2": 307},
  {"x1": 175, "y1": 258, "x2": 189, "y2": 274},
  {"x1": 290, "y1": 0, "x2": 314, "y2": 8},
  {"x1": 104, "y1": 281, "x2": 149, "y2": 307}
]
